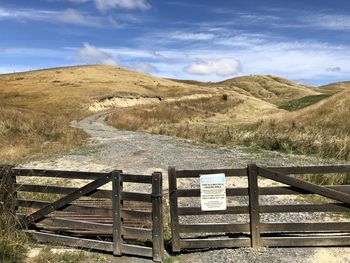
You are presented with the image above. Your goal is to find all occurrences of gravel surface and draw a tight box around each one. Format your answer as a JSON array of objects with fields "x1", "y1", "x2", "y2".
[{"x1": 21, "y1": 112, "x2": 350, "y2": 263}]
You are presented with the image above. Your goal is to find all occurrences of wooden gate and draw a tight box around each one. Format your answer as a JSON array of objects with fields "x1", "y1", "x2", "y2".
[
  {"x1": 168, "y1": 164, "x2": 350, "y2": 252},
  {"x1": 1, "y1": 167, "x2": 164, "y2": 262}
]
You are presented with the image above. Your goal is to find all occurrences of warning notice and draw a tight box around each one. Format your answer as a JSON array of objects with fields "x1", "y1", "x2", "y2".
[{"x1": 200, "y1": 173, "x2": 227, "y2": 211}]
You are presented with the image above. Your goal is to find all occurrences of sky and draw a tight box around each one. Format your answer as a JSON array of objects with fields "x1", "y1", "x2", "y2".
[{"x1": 0, "y1": 0, "x2": 350, "y2": 86}]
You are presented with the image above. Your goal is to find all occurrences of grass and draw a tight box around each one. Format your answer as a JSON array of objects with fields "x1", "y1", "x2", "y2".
[
  {"x1": 106, "y1": 95, "x2": 245, "y2": 133},
  {"x1": 0, "y1": 167, "x2": 28, "y2": 263},
  {"x1": 0, "y1": 107, "x2": 86, "y2": 164},
  {"x1": 0, "y1": 64, "x2": 214, "y2": 164},
  {"x1": 0, "y1": 211, "x2": 28, "y2": 263},
  {"x1": 278, "y1": 94, "x2": 330, "y2": 111},
  {"x1": 28, "y1": 248, "x2": 89, "y2": 263}
]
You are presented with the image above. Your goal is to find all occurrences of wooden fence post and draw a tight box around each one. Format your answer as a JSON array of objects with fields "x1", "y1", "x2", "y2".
[
  {"x1": 168, "y1": 166, "x2": 180, "y2": 252},
  {"x1": 112, "y1": 170, "x2": 123, "y2": 256},
  {"x1": 248, "y1": 164, "x2": 261, "y2": 248},
  {"x1": 0, "y1": 166, "x2": 15, "y2": 213},
  {"x1": 152, "y1": 172, "x2": 164, "y2": 262}
]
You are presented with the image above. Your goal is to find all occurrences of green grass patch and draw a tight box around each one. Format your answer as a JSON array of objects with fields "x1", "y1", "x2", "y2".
[{"x1": 278, "y1": 94, "x2": 330, "y2": 111}]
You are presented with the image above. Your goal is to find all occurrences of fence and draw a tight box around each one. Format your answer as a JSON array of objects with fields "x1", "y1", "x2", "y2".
[
  {"x1": 2, "y1": 164, "x2": 350, "y2": 261},
  {"x1": 0, "y1": 167, "x2": 164, "y2": 262},
  {"x1": 168, "y1": 164, "x2": 350, "y2": 252}
]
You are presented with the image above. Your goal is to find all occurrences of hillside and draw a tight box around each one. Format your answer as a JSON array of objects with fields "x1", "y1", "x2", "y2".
[
  {"x1": 2, "y1": 64, "x2": 349, "y2": 164},
  {"x1": 173, "y1": 75, "x2": 319, "y2": 104},
  {"x1": 317, "y1": 81, "x2": 350, "y2": 94},
  {"x1": 237, "y1": 90, "x2": 350, "y2": 160},
  {"x1": 286, "y1": 89, "x2": 350, "y2": 130},
  {"x1": 0, "y1": 64, "x2": 213, "y2": 116},
  {"x1": 0, "y1": 64, "x2": 217, "y2": 163}
]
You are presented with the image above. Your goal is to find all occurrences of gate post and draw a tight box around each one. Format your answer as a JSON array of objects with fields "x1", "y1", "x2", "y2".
[
  {"x1": 152, "y1": 172, "x2": 164, "y2": 262},
  {"x1": 248, "y1": 164, "x2": 261, "y2": 248},
  {"x1": 168, "y1": 166, "x2": 180, "y2": 252},
  {"x1": 0, "y1": 166, "x2": 15, "y2": 213},
  {"x1": 112, "y1": 170, "x2": 123, "y2": 256}
]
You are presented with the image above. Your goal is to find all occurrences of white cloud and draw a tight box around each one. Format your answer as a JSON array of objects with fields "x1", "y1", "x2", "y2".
[
  {"x1": 185, "y1": 58, "x2": 241, "y2": 76},
  {"x1": 303, "y1": 14, "x2": 350, "y2": 31},
  {"x1": 94, "y1": 0, "x2": 151, "y2": 12},
  {"x1": 0, "y1": 7, "x2": 103, "y2": 27},
  {"x1": 169, "y1": 32, "x2": 215, "y2": 41},
  {"x1": 76, "y1": 43, "x2": 117, "y2": 65},
  {"x1": 0, "y1": 48, "x2": 6, "y2": 52},
  {"x1": 59, "y1": 9, "x2": 101, "y2": 26},
  {"x1": 132, "y1": 62, "x2": 158, "y2": 74}
]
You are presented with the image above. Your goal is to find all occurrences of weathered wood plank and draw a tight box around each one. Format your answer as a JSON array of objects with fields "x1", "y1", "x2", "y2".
[
  {"x1": 177, "y1": 185, "x2": 350, "y2": 197},
  {"x1": 178, "y1": 206, "x2": 249, "y2": 215},
  {"x1": 1, "y1": 169, "x2": 16, "y2": 212},
  {"x1": 248, "y1": 164, "x2": 260, "y2": 247},
  {"x1": 121, "y1": 244, "x2": 153, "y2": 258},
  {"x1": 259, "y1": 185, "x2": 350, "y2": 195},
  {"x1": 261, "y1": 236, "x2": 350, "y2": 247},
  {"x1": 260, "y1": 222, "x2": 350, "y2": 232},
  {"x1": 25, "y1": 230, "x2": 113, "y2": 252},
  {"x1": 12, "y1": 168, "x2": 109, "y2": 180},
  {"x1": 152, "y1": 172, "x2": 164, "y2": 262},
  {"x1": 260, "y1": 203, "x2": 350, "y2": 213},
  {"x1": 112, "y1": 171, "x2": 122, "y2": 256},
  {"x1": 121, "y1": 226, "x2": 152, "y2": 239},
  {"x1": 168, "y1": 166, "x2": 180, "y2": 252},
  {"x1": 15, "y1": 184, "x2": 112, "y2": 199},
  {"x1": 121, "y1": 209, "x2": 152, "y2": 221},
  {"x1": 175, "y1": 168, "x2": 247, "y2": 178},
  {"x1": 178, "y1": 223, "x2": 250, "y2": 233},
  {"x1": 179, "y1": 238, "x2": 251, "y2": 249},
  {"x1": 26, "y1": 174, "x2": 112, "y2": 223},
  {"x1": 258, "y1": 167, "x2": 350, "y2": 205},
  {"x1": 177, "y1": 188, "x2": 248, "y2": 197},
  {"x1": 120, "y1": 174, "x2": 152, "y2": 184},
  {"x1": 121, "y1": 192, "x2": 152, "y2": 202},
  {"x1": 39, "y1": 217, "x2": 113, "y2": 232},
  {"x1": 17, "y1": 199, "x2": 113, "y2": 216},
  {"x1": 268, "y1": 165, "x2": 350, "y2": 175}
]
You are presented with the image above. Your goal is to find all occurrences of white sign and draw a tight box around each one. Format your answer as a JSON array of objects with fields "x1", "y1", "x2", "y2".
[{"x1": 200, "y1": 173, "x2": 227, "y2": 211}]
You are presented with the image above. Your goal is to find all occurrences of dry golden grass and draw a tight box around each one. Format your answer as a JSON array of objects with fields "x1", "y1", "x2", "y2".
[
  {"x1": 237, "y1": 90, "x2": 350, "y2": 160},
  {"x1": 317, "y1": 81, "x2": 350, "y2": 94},
  {"x1": 0, "y1": 107, "x2": 86, "y2": 164},
  {"x1": 0, "y1": 64, "x2": 214, "y2": 163},
  {"x1": 107, "y1": 92, "x2": 282, "y2": 144},
  {"x1": 174, "y1": 74, "x2": 319, "y2": 104}
]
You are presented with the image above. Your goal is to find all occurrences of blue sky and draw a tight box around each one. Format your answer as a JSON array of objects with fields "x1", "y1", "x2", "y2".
[{"x1": 0, "y1": 0, "x2": 350, "y2": 85}]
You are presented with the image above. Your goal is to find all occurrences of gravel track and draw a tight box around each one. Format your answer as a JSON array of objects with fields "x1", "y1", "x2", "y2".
[{"x1": 22, "y1": 112, "x2": 350, "y2": 263}]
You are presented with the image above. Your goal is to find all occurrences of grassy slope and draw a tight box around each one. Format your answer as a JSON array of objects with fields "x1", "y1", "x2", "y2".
[
  {"x1": 278, "y1": 94, "x2": 330, "y2": 111},
  {"x1": 238, "y1": 90, "x2": 350, "y2": 160},
  {"x1": 173, "y1": 75, "x2": 319, "y2": 104},
  {"x1": 317, "y1": 81, "x2": 350, "y2": 94},
  {"x1": 1, "y1": 64, "x2": 349, "y2": 164},
  {"x1": 0, "y1": 64, "x2": 212, "y2": 163}
]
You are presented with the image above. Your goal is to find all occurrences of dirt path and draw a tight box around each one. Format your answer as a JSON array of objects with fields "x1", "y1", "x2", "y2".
[{"x1": 21, "y1": 112, "x2": 350, "y2": 263}]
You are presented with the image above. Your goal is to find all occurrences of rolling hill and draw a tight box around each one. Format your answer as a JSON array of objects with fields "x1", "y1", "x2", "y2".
[
  {"x1": 235, "y1": 89, "x2": 350, "y2": 161},
  {"x1": 173, "y1": 74, "x2": 319, "y2": 104},
  {"x1": 1, "y1": 64, "x2": 349, "y2": 164},
  {"x1": 317, "y1": 81, "x2": 350, "y2": 94},
  {"x1": 0, "y1": 64, "x2": 214, "y2": 116}
]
